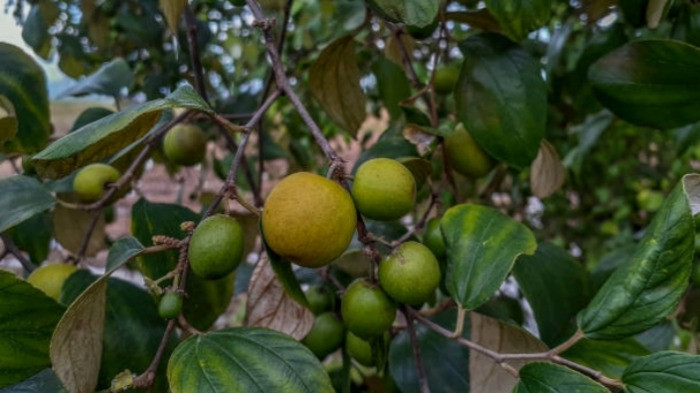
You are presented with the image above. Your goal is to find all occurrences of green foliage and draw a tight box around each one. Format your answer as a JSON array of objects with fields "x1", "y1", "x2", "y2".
[
  {"x1": 622, "y1": 351, "x2": 700, "y2": 392},
  {"x1": 513, "y1": 362, "x2": 608, "y2": 392},
  {"x1": 0, "y1": 176, "x2": 55, "y2": 233}
]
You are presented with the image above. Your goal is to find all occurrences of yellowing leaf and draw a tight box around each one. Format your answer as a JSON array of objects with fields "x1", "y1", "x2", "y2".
[
  {"x1": 160, "y1": 0, "x2": 188, "y2": 35},
  {"x1": 530, "y1": 140, "x2": 565, "y2": 199},
  {"x1": 309, "y1": 35, "x2": 367, "y2": 137}
]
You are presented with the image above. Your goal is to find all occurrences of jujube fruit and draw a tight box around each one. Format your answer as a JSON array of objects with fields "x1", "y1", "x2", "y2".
[
  {"x1": 27, "y1": 263, "x2": 78, "y2": 301},
  {"x1": 345, "y1": 331, "x2": 373, "y2": 367},
  {"x1": 73, "y1": 163, "x2": 121, "y2": 202},
  {"x1": 352, "y1": 158, "x2": 416, "y2": 221},
  {"x1": 262, "y1": 172, "x2": 356, "y2": 268},
  {"x1": 302, "y1": 312, "x2": 345, "y2": 359},
  {"x1": 163, "y1": 123, "x2": 207, "y2": 167},
  {"x1": 433, "y1": 65, "x2": 459, "y2": 95},
  {"x1": 158, "y1": 291, "x2": 183, "y2": 319},
  {"x1": 188, "y1": 214, "x2": 244, "y2": 279},
  {"x1": 341, "y1": 278, "x2": 396, "y2": 339},
  {"x1": 422, "y1": 217, "x2": 445, "y2": 259},
  {"x1": 444, "y1": 123, "x2": 494, "y2": 178},
  {"x1": 379, "y1": 241, "x2": 440, "y2": 305},
  {"x1": 305, "y1": 285, "x2": 334, "y2": 315}
]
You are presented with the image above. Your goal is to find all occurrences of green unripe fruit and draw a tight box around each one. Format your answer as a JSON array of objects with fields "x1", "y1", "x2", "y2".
[
  {"x1": 158, "y1": 291, "x2": 183, "y2": 319},
  {"x1": 345, "y1": 331, "x2": 373, "y2": 366},
  {"x1": 302, "y1": 312, "x2": 345, "y2": 359},
  {"x1": 188, "y1": 214, "x2": 244, "y2": 279},
  {"x1": 444, "y1": 123, "x2": 494, "y2": 178},
  {"x1": 433, "y1": 65, "x2": 459, "y2": 95},
  {"x1": 423, "y1": 218, "x2": 445, "y2": 259},
  {"x1": 379, "y1": 241, "x2": 441, "y2": 305},
  {"x1": 305, "y1": 285, "x2": 334, "y2": 315},
  {"x1": 163, "y1": 124, "x2": 207, "y2": 166},
  {"x1": 341, "y1": 278, "x2": 397, "y2": 339},
  {"x1": 73, "y1": 163, "x2": 121, "y2": 202},
  {"x1": 352, "y1": 158, "x2": 416, "y2": 221},
  {"x1": 27, "y1": 263, "x2": 78, "y2": 301},
  {"x1": 262, "y1": 172, "x2": 357, "y2": 268}
]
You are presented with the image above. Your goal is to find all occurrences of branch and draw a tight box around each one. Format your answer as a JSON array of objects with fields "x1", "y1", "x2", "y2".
[
  {"x1": 184, "y1": 6, "x2": 209, "y2": 103},
  {"x1": 391, "y1": 190, "x2": 438, "y2": 247},
  {"x1": 403, "y1": 307, "x2": 431, "y2": 393},
  {"x1": 74, "y1": 208, "x2": 103, "y2": 261},
  {"x1": 0, "y1": 233, "x2": 35, "y2": 272},
  {"x1": 411, "y1": 310, "x2": 623, "y2": 388},
  {"x1": 132, "y1": 319, "x2": 176, "y2": 388}
]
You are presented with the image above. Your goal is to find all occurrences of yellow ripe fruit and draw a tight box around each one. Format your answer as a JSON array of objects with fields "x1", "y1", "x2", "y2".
[
  {"x1": 444, "y1": 123, "x2": 494, "y2": 178},
  {"x1": 73, "y1": 163, "x2": 121, "y2": 202},
  {"x1": 163, "y1": 124, "x2": 207, "y2": 167},
  {"x1": 262, "y1": 172, "x2": 357, "y2": 268},
  {"x1": 27, "y1": 263, "x2": 78, "y2": 301}
]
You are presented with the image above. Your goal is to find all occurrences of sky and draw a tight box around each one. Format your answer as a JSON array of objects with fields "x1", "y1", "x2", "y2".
[{"x1": 1, "y1": 0, "x2": 72, "y2": 98}]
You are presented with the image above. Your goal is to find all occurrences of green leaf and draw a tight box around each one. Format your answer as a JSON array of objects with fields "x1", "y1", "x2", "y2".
[
  {"x1": 513, "y1": 362, "x2": 608, "y2": 393},
  {"x1": 622, "y1": 351, "x2": 700, "y2": 393},
  {"x1": 260, "y1": 220, "x2": 309, "y2": 307},
  {"x1": 0, "y1": 369, "x2": 64, "y2": 393},
  {"x1": 0, "y1": 176, "x2": 55, "y2": 233},
  {"x1": 160, "y1": 0, "x2": 187, "y2": 35},
  {"x1": 577, "y1": 175, "x2": 698, "y2": 340},
  {"x1": 7, "y1": 211, "x2": 52, "y2": 264},
  {"x1": 167, "y1": 328, "x2": 334, "y2": 393},
  {"x1": 373, "y1": 56, "x2": 411, "y2": 119},
  {"x1": 483, "y1": 0, "x2": 552, "y2": 41},
  {"x1": 21, "y1": 3, "x2": 55, "y2": 60},
  {"x1": 441, "y1": 204, "x2": 536, "y2": 309},
  {"x1": 70, "y1": 107, "x2": 114, "y2": 132},
  {"x1": 455, "y1": 33, "x2": 546, "y2": 168},
  {"x1": 367, "y1": 0, "x2": 440, "y2": 28},
  {"x1": 0, "y1": 96, "x2": 18, "y2": 145},
  {"x1": 353, "y1": 137, "x2": 419, "y2": 173},
  {"x1": 0, "y1": 270, "x2": 64, "y2": 388},
  {"x1": 309, "y1": 35, "x2": 367, "y2": 137},
  {"x1": 60, "y1": 58, "x2": 134, "y2": 98},
  {"x1": 32, "y1": 85, "x2": 211, "y2": 179},
  {"x1": 0, "y1": 43, "x2": 50, "y2": 153},
  {"x1": 131, "y1": 198, "x2": 233, "y2": 330},
  {"x1": 562, "y1": 338, "x2": 649, "y2": 380},
  {"x1": 389, "y1": 310, "x2": 470, "y2": 393},
  {"x1": 470, "y1": 313, "x2": 549, "y2": 393},
  {"x1": 105, "y1": 236, "x2": 145, "y2": 273},
  {"x1": 513, "y1": 243, "x2": 592, "y2": 347},
  {"x1": 61, "y1": 271, "x2": 172, "y2": 392},
  {"x1": 50, "y1": 277, "x2": 106, "y2": 393},
  {"x1": 589, "y1": 39, "x2": 700, "y2": 129}
]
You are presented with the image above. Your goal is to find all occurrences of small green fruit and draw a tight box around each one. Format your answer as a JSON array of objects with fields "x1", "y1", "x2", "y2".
[
  {"x1": 262, "y1": 172, "x2": 357, "y2": 268},
  {"x1": 306, "y1": 285, "x2": 334, "y2": 315},
  {"x1": 433, "y1": 65, "x2": 459, "y2": 95},
  {"x1": 188, "y1": 214, "x2": 244, "y2": 279},
  {"x1": 444, "y1": 123, "x2": 494, "y2": 178},
  {"x1": 73, "y1": 163, "x2": 121, "y2": 202},
  {"x1": 379, "y1": 241, "x2": 440, "y2": 305},
  {"x1": 27, "y1": 263, "x2": 78, "y2": 301},
  {"x1": 345, "y1": 331, "x2": 373, "y2": 367},
  {"x1": 302, "y1": 312, "x2": 345, "y2": 359},
  {"x1": 163, "y1": 124, "x2": 207, "y2": 166},
  {"x1": 158, "y1": 291, "x2": 183, "y2": 319},
  {"x1": 352, "y1": 158, "x2": 416, "y2": 221},
  {"x1": 422, "y1": 218, "x2": 445, "y2": 259},
  {"x1": 341, "y1": 278, "x2": 397, "y2": 339}
]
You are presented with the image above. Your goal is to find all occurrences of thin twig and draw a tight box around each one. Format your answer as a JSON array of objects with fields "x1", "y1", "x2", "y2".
[
  {"x1": 403, "y1": 307, "x2": 431, "y2": 393},
  {"x1": 216, "y1": 124, "x2": 263, "y2": 207},
  {"x1": 184, "y1": 6, "x2": 209, "y2": 104},
  {"x1": 75, "y1": 208, "x2": 103, "y2": 261},
  {"x1": 132, "y1": 320, "x2": 176, "y2": 388},
  {"x1": 392, "y1": 191, "x2": 438, "y2": 247},
  {"x1": 0, "y1": 233, "x2": 35, "y2": 272}
]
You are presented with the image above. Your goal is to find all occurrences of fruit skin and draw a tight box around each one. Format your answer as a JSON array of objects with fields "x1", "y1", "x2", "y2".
[
  {"x1": 352, "y1": 158, "x2": 416, "y2": 221},
  {"x1": 433, "y1": 65, "x2": 460, "y2": 95},
  {"x1": 341, "y1": 278, "x2": 397, "y2": 339},
  {"x1": 346, "y1": 331, "x2": 373, "y2": 366},
  {"x1": 158, "y1": 291, "x2": 183, "y2": 319},
  {"x1": 423, "y1": 218, "x2": 445, "y2": 259},
  {"x1": 73, "y1": 163, "x2": 121, "y2": 202},
  {"x1": 444, "y1": 123, "x2": 494, "y2": 178},
  {"x1": 188, "y1": 214, "x2": 244, "y2": 279},
  {"x1": 306, "y1": 285, "x2": 334, "y2": 315},
  {"x1": 379, "y1": 241, "x2": 441, "y2": 305},
  {"x1": 302, "y1": 312, "x2": 345, "y2": 359},
  {"x1": 262, "y1": 172, "x2": 357, "y2": 268},
  {"x1": 27, "y1": 263, "x2": 78, "y2": 301},
  {"x1": 163, "y1": 124, "x2": 207, "y2": 166}
]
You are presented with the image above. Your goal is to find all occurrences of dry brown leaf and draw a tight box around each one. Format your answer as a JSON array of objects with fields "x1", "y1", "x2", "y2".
[
  {"x1": 469, "y1": 312, "x2": 549, "y2": 393},
  {"x1": 160, "y1": 0, "x2": 187, "y2": 36},
  {"x1": 53, "y1": 204, "x2": 105, "y2": 257},
  {"x1": 245, "y1": 255, "x2": 314, "y2": 340},
  {"x1": 530, "y1": 140, "x2": 565, "y2": 199}
]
